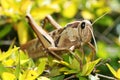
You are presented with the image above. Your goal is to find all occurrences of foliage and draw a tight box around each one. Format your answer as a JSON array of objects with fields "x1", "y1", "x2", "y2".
[
  {"x1": 106, "y1": 63, "x2": 120, "y2": 79},
  {"x1": 0, "y1": 0, "x2": 120, "y2": 80},
  {"x1": 0, "y1": 45, "x2": 102, "y2": 79}
]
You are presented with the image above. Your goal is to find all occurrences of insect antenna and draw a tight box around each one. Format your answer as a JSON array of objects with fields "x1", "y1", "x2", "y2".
[
  {"x1": 87, "y1": 26, "x2": 98, "y2": 52},
  {"x1": 92, "y1": 12, "x2": 109, "y2": 25},
  {"x1": 90, "y1": 12, "x2": 109, "y2": 52}
]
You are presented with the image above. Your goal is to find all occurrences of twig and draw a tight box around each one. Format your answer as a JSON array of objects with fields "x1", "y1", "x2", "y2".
[{"x1": 96, "y1": 74, "x2": 117, "y2": 80}]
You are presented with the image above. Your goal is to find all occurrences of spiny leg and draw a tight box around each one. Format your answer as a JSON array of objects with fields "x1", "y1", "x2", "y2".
[{"x1": 45, "y1": 15, "x2": 62, "y2": 29}]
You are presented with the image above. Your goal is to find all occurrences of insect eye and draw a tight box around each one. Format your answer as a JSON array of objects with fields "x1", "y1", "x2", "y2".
[{"x1": 81, "y1": 22, "x2": 85, "y2": 29}]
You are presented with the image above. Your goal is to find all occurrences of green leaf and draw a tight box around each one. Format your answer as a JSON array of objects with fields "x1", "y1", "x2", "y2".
[
  {"x1": 69, "y1": 58, "x2": 80, "y2": 71},
  {"x1": 8, "y1": 38, "x2": 16, "y2": 50},
  {"x1": 0, "y1": 24, "x2": 12, "y2": 39},
  {"x1": 106, "y1": 63, "x2": 117, "y2": 78},
  {"x1": 50, "y1": 75, "x2": 65, "y2": 80},
  {"x1": 0, "y1": 47, "x2": 19, "y2": 61},
  {"x1": 97, "y1": 42, "x2": 109, "y2": 59},
  {"x1": 81, "y1": 58, "x2": 101, "y2": 76},
  {"x1": 15, "y1": 50, "x2": 20, "y2": 79},
  {"x1": 59, "y1": 67, "x2": 77, "y2": 75},
  {"x1": 78, "y1": 76, "x2": 87, "y2": 80},
  {"x1": 0, "y1": 64, "x2": 8, "y2": 75},
  {"x1": 37, "y1": 58, "x2": 47, "y2": 75},
  {"x1": 96, "y1": 16, "x2": 113, "y2": 26}
]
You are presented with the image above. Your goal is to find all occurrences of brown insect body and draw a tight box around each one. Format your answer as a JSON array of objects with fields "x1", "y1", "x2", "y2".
[
  {"x1": 21, "y1": 17, "x2": 93, "y2": 59},
  {"x1": 50, "y1": 20, "x2": 92, "y2": 48}
]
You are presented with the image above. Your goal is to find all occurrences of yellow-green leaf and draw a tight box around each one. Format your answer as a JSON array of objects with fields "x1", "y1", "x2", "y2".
[
  {"x1": 20, "y1": 59, "x2": 30, "y2": 65},
  {"x1": 81, "y1": 10, "x2": 94, "y2": 19},
  {"x1": 37, "y1": 58, "x2": 47, "y2": 75},
  {"x1": 0, "y1": 47, "x2": 19, "y2": 61},
  {"x1": 17, "y1": 21, "x2": 29, "y2": 44},
  {"x1": 62, "y1": 1, "x2": 77, "y2": 18},
  {"x1": 31, "y1": 4, "x2": 60, "y2": 20},
  {"x1": 81, "y1": 58, "x2": 101, "y2": 76},
  {"x1": 1, "y1": 0, "x2": 20, "y2": 16},
  {"x1": 116, "y1": 69, "x2": 120, "y2": 79},
  {"x1": 2, "y1": 59, "x2": 14, "y2": 66},
  {"x1": 2, "y1": 72, "x2": 16, "y2": 80},
  {"x1": 106, "y1": 63, "x2": 117, "y2": 78},
  {"x1": 20, "y1": 0, "x2": 33, "y2": 14},
  {"x1": 22, "y1": 70, "x2": 38, "y2": 80}
]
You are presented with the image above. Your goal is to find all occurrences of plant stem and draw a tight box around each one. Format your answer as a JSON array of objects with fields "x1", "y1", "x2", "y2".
[{"x1": 96, "y1": 74, "x2": 117, "y2": 80}]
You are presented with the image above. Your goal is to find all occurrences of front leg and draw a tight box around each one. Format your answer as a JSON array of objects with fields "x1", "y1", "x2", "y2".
[{"x1": 87, "y1": 42, "x2": 96, "y2": 60}]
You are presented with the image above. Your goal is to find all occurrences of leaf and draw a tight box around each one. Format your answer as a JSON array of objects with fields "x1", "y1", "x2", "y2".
[
  {"x1": 69, "y1": 58, "x2": 80, "y2": 71},
  {"x1": 81, "y1": 58, "x2": 101, "y2": 76},
  {"x1": 96, "y1": 16, "x2": 113, "y2": 26},
  {"x1": 59, "y1": 67, "x2": 77, "y2": 75},
  {"x1": 106, "y1": 63, "x2": 117, "y2": 78},
  {"x1": 81, "y1": 10, "x2": 94, "y2": 19},
  {"x1": 53, "y1": 60, "x2": 70, "y2": 68},
  {"x1": 2, "y1": 58, "x2": 14, "y2": 66},
  {"x1": 1, "y1": 0, "x2": 20, "y2": 16},
  {"x1": 8, "y1": 38, "x2": 16, "y2": 50},
  {"x1": 17, "y1": 21, "x2": 29, "y2": 44},
  {"x1": 22, "y1": 70, "x2": 38, "y2": 80},
  {"x1": 62, "y1": 1, "x2": 77, "y2": 18},
  {"x1": 78, "y1": 76, "x2": 87, "y2": 80},
  {"x1": 20, "y1": 0, "x2": 33, "y2": 14},
  {"x1": 37, "y1": 58, "x2": 47, "y2": 75},
  {"x1": 0, "y1": 24, "x2": 12, "y2": 39},
  {"x1": 97, "y1": 42, "x2": 108, "y2": 59},
  {"x1": 15, "y1": 50, "x2": 20, "y2": 79},
  {"x1": 0, "y1": 47, "x2": 19, "y2": 61},
  {"x1": 0, "y1": 64, "x2": 8, "y2": 75},
  {"x1": 2, "y1": 72, "x2": 16, "y2": 80},
  {"x1": 31, "y1": 4, "x2": 60, "y2": 20},
  {"x1": 116, "y1": 69, "x2": 120, "y2": 79},
  {"x1": 50, "y1": 75, "x2": 65, "y2": 80}
]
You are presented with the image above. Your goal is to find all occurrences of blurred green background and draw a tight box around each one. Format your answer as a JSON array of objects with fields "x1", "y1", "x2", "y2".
[{"x1": 0, "y1": 0, "x2": 120, "y2": 79}]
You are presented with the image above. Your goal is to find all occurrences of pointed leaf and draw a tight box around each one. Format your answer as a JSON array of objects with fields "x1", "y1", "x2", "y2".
[
  {"x1": 81, "y1": 58, "x2": 101, "y2": 76},
  {"x1": 116, "y1": 69, "x2": 120, "y2": 79},
  {"x1": 0, "y1": 47, "x2": 19, "y2": 61},
  {"x1": 106, "y1": 63, "x2": 117, "y2": 78}
]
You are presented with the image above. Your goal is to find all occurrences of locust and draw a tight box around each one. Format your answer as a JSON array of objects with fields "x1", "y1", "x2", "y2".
[{"x1": 21, "y1": 13, "x2": 97, "y2": 68}]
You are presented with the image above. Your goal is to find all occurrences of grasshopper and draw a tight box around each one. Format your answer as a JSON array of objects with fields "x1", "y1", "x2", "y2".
[{"x1": 21, "y1": 13, "x2": 96, "y2": 67}]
